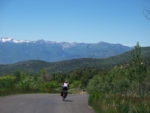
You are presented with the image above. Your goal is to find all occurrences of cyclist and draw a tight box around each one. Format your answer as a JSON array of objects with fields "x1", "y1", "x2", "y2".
[{"x1": 61, "y1": 81, "x2": 69, "y2": 98}]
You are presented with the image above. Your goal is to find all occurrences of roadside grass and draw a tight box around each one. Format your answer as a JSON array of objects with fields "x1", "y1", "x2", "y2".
[{"x1": 89, "y1": 92, "x2": 150, "y2": 113}]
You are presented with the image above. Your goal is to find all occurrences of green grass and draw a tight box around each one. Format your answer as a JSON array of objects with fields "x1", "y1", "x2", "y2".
[{"x1": 89, "y1": 92, "x2": 150, "y2": 113}]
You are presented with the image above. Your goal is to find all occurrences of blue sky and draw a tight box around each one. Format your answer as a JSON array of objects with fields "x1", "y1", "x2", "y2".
[{"x1": 0, "y1": 0, "x2": 150, "y2": 46}]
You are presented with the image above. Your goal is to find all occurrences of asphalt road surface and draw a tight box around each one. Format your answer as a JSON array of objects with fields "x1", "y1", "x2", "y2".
[{"x1": 0, "y1": 94, "x2": 94, "y2": 113}]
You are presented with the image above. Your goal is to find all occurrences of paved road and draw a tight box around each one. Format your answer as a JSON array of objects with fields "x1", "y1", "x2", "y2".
[{"x1": 0, "y1": 94, "x2": 94, "y2": 113}]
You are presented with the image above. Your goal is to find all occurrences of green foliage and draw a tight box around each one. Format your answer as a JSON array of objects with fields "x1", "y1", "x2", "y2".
[
  {"x1": 88, "y1": 43, "x2": 150, "y2": 113},
  {"x1": 89, "y1": 92, "x2": 150, "y2": 113},
  {"x1": 51, "y1": 73, "x2": 66, "y2": 83},
  {"x1": 128, "y1": 43, "x2": 147, "y2": 97},
  {"x1": 87, "y1": 75, "x2": 107, "y2": 93},
  {"x1": 87, "y1": 67, "x2": 131, "y2": 94},
  {"x1": 39, "y1": 81, "x2": 61, "y2": 92},
  {"x1": 16, "y1": 77, "x2": 36, "y2": 91},
  {"x1": 67, "y1": 68, "x2": 99, "y2": 89},
  {"x1": 13, "y1": 71, "x2": 21, "y2": 82},
  {"x1": 70, "y1": 80, "x2": 81, "y2": 88},
  {"x1": 0, "y1": 75, "x2": 16, "y2": 88},
  {"x1": 38, "y1": 69, "x2": 51, "y2": 82},
  {"x1": 0, "y1": 67, "x2": 99, "y2": 96},
  {"x1": 0, "y1": 69, "x2": 66, "y2": 95},
  {"x1": 42, "y1": 81, "x2": 60, "y2": 89},
  {"x1": 0, "y1": 75, "x2": 16, "y2": 96}
]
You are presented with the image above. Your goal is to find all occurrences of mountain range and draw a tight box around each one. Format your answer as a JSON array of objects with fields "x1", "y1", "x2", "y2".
[
  {"x1": 0, "y1": 46, "x2": 149, "y2": 75},
  {"x1": 0, "y1": 38, "x2": 131, "y2": 64}
]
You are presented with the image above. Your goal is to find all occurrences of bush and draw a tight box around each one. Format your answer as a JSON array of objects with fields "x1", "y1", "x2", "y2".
[
  {"x1": 70, "y1": 80, "x2": 81, "y2": 88},
  {"x1": 39, "y1": 81, "x2": 61, "y2": 92},
  {"x1": 15, "y1": 76, "x2": 40, "y2": 91},
  {"x1": 87, "y1": 74, "x2": 108, "y2": 93},
  {"x1": 0, "y1": 75, "x2": 16, "y2": 88}
]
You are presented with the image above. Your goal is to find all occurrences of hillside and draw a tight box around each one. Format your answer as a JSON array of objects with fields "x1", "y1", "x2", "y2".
[
  {"x1": 0, "y1": 38, "x2": 131, "y2": 64},
  {"x1": 0, "y1": 47, "x2": 149, "y2": 75}
]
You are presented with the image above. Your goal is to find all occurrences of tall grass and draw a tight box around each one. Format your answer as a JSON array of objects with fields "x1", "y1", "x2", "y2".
[{"x1": 89, "y1": 92, "x2": 150, "y2": 113}]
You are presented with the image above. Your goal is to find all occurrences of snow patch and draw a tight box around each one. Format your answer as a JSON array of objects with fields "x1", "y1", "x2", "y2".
[
  {"x1": 0, "y1": 38, "x2": 77, "y2": 47},
  {"x1": 0, "y1": 38, "x2": 30, "y2": 43},
  {"x1": 60, "y1": 42, "x2": 77, "y2": 49},
  {"x1": 0, "y1": 38, "x2": 13, "y2": 42}
]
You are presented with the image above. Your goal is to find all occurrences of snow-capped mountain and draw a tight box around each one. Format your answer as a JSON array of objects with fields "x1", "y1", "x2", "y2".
[
  {"x1": 0, "y1": 38, "x2": 30, "y2": 43},
  {"x1": 0, "y1": 38, "x2": 76, "y2": 48},
  {"x1": 0, "y1": 37, "x2": 132, "y2": 64}
]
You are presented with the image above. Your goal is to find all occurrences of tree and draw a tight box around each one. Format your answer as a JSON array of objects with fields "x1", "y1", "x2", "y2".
[
  {"x1": 38, "y1": 69, "x2": 51, "y2": 82},
  {"x1": 129, "y1": 42, "x2": 147, "y2": 96},
  {"x1": 13, "y1": 71, "x2": 21, "y2": 83}
]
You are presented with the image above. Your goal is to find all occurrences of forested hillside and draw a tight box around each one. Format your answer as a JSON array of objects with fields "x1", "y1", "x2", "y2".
[{"x1": 0, "y1": 46, "x2": 150, "y2": 75}]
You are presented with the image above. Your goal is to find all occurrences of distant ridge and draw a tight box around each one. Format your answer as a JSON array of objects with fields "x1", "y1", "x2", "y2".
[
  {"x1": 0, "y1": 37, "x2": 131, "y2": 64},
  {"x1": 0, "y1": 47, "x2": 149, "y2": 75}
]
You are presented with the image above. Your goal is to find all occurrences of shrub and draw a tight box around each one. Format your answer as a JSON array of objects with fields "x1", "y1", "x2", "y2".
[
  {"x1": 70, "y1": 80, "x2": 81, "y2": 88},
  {"x1": 0, "y1": 75, "x2": 16, "y2": 88},
  {"x1": 39, "y1": 81, "x2": 61, "y2": 92}
]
